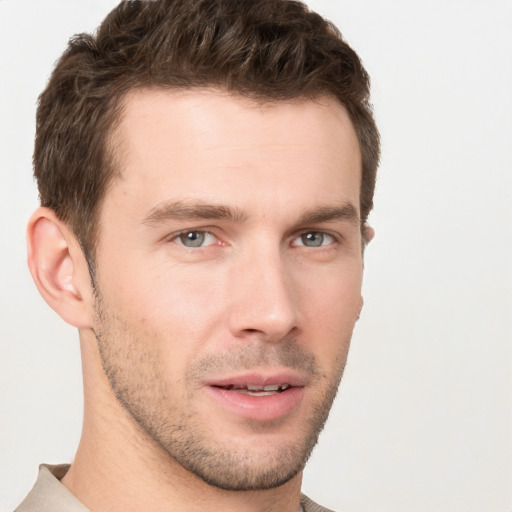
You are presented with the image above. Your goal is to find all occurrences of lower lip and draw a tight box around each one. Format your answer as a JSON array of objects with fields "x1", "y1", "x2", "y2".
[{"x1": 204, "y1": 386, "x2": 305, "y2": 422}]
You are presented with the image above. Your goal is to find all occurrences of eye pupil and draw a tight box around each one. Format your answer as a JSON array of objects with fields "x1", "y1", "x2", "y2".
[
  {"x1": 302, "y1": 232, "x2": 324, "y2": 247},
  {"x1": 180, "y1": 231, "x2": 205, "y2": 247}
]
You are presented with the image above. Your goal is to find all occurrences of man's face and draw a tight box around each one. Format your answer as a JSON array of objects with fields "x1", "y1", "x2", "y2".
[{"x1": 92, "y1": 89, "x2": 364, "y2": 490}]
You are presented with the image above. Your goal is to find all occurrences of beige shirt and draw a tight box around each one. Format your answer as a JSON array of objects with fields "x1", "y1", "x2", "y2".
[{"x1": 15, "y1": 464, "x2": 335, "y2": 512}]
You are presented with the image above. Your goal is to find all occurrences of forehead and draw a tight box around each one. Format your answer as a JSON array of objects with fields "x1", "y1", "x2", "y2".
[
  {"x1": 105, "y1": 88, "x2": 362, "y2": 219},
  {"x1": 116, "y1": 88, "x2": 358, "y2": 149}
]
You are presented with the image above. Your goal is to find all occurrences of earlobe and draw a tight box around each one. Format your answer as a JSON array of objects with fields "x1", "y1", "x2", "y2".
[{"x1": 27, "y1": 208, "x2": 94, "y2": 329}]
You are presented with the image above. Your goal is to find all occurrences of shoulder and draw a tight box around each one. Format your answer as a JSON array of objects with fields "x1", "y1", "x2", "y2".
[
  {"x1": 301, "y1": 493, "x2": 338, "y2": 512},
  {"x1": 14, "y1": 464, "x2": 88, "y2": 512}
]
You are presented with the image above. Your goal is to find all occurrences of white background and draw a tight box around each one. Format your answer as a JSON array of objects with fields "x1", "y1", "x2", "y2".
[{"x1": 1, "y1": 1, "x2": 511, "y2": 511}]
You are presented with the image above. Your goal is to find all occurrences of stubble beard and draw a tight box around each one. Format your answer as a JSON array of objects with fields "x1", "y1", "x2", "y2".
[{"x1": 93, "y1": 290, "x2": 347, "y2": 491}]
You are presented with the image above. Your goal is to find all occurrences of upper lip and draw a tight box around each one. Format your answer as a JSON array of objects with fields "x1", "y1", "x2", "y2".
[{"x1": 203, "y1": 369, "x2": 309, "y2": 389}]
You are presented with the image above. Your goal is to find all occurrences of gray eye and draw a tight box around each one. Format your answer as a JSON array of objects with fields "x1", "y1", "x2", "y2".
[
  {"x1": 179, "y1": 231, "x2": 206, "y2": 247},
  {"x1": 301, "y1": 232, "x2": 324, "y2": 247}
]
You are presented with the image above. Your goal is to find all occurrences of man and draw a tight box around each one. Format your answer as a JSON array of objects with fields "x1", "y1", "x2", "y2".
[{"x1": 16, "y1": 0, "x2": 379, "y2": 510}]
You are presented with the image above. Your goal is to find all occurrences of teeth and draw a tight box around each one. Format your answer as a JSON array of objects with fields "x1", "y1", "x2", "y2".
[
  {"x1": 248, "y1": 385, "x2": 278, "y2": 391},
  {"x1": 224, "y1": 384, "x2": 290, "y2": 394},
  {"x1": 244, "y1": 390, "x2": 277, "y2": 396}
]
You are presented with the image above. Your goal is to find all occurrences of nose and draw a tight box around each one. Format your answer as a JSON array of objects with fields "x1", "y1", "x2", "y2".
[{"x1": 227, "y1": 245, "x2": 299, "y2": 342}]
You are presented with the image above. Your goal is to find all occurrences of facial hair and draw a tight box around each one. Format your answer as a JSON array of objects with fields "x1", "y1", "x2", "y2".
[{"x1": 93, "y1": 288, "x2": 347, "y2": 491}]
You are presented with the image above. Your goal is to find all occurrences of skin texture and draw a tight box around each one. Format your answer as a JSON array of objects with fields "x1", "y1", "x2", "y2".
[{"x1": 28, "y1": 89, "x2": 366, "y2": 512}]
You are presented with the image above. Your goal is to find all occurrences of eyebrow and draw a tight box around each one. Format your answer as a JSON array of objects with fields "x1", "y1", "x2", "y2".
[
  {"x1": 142, "y1": 200, "x2": 248, "y2": 226},
  {"x1": 296, "y1": 203, "x2": 360, "y2": 227},
  {"x1": 142, "y1": 199, "x2": 359, "y2": 227}
]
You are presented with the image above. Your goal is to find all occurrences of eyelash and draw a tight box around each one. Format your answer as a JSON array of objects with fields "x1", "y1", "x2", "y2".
[
  {"x1": 169, "y1": 229, "x2": 339, "y2": 249},
  {"x1": 292, "y1": 231, "x2": 336, "y2": 248},
  {"x1": 172, "y1": 230, "x2": 219, "y2": 248}
]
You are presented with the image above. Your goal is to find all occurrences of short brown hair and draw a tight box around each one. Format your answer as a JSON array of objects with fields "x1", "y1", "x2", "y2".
[{"x1": 34, "y1": 0, "x2": 380, "y2": 263}]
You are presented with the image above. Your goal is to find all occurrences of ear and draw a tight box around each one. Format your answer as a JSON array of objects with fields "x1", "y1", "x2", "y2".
[
  {"x1": 356, "y1": 296, "x2": 364, "y2": 321},
  {"x1": 362, "y1": 224, "x2": 375, "y2": 245},
  {"x1": 27, "y1": 207, "x2": 94, "y2": 329}
]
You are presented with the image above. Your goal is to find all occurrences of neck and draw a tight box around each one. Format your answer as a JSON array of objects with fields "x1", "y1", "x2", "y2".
[{"x1": 62, "y1": 334, "x2": 303, "y2": 512}]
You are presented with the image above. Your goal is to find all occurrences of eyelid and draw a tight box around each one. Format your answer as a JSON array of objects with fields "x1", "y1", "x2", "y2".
[
  {"x1": 169, "y1": 228, "x2": 219, "y2": 247},
  {"x1": 291, "y1": 230, "x2": 339, "y2": 247},
  {"x1": 164, "y1": 227, "x2": 341, "y2": 248}
]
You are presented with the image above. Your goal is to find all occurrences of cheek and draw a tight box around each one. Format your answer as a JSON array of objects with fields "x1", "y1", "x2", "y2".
[
  {"x1": 297, "y1": 265, "x2": 362, "y2": 355},
  {"x1": 297, "y1": 261, "x2": 363, "y2": 315},
  {"x1": 114, "y1": 262, "x2": 227, "y2": 345}
]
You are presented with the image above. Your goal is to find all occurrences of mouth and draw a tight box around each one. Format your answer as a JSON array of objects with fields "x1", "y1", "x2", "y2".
[
  {"x1": 213, "y1": 384, "x2": 291, "y2": 396},
  {"x1": 204, "y1": 373, "x2": 306, "y2": 421}
]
